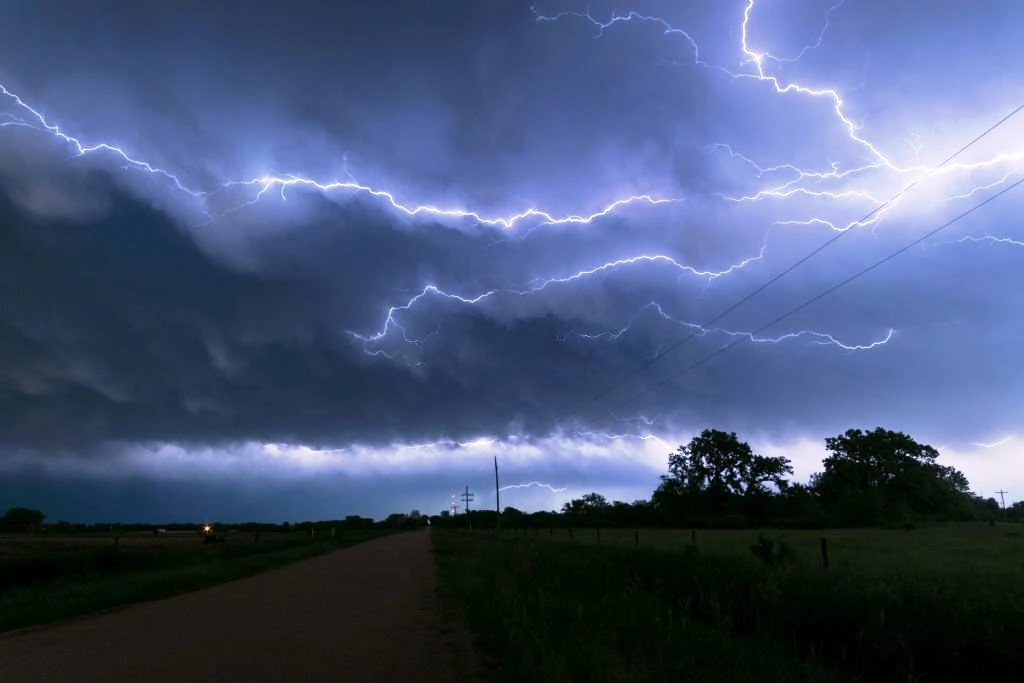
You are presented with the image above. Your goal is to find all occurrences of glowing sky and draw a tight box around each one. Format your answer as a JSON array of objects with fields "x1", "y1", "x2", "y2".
[{"x1": 0, "y1": 0, "x2": 1021, "y2": 521}]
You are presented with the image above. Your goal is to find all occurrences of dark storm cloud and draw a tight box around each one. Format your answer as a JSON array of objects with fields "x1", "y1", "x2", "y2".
[
  {"x1": 1, "y1": 0, "x2": 1023, "y2": 519},
  {"x1": 2, "y1": 176, "x2": 1021, "y2": 455}
]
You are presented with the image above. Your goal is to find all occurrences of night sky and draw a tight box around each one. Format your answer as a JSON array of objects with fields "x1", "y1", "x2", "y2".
[{"x1": 1, "y1": 0, "x2": 1021, "y2": 522}]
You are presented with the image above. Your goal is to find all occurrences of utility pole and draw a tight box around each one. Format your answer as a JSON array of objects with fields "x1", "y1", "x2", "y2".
[
  {"x1": 494, "y1": 456, "x2": 501, "y2": 533},
  {"x1": 460, "y1": 486, "x2": 474, "y2": 531},
  {"x1": 996, "y1": 490, "x2": 1008, "y2": 510}
]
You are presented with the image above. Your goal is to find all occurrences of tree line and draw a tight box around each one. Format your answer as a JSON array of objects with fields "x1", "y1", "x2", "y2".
[
  {"x1": 434, "y1": 427, "x2": 1020, "y2": 530},
  {"x1": 5, "y1": 427, "x2": 1017, "y2": 533},
  {"x1": 0, "y1": 510, "x2": 406, "y2": 534}
]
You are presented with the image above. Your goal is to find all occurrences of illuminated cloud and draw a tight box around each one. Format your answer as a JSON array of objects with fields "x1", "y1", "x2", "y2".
[{"x1": 0, "y1": 0, "x2": 1021, "y2": 518}]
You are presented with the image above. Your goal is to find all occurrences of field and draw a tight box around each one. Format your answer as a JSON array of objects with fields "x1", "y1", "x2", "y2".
[
  {"x1": 0, "y1": 528, "x2": 390, "y2": 633},
  {"x1": 433, "y1": 524, "x2": 1024, "y2": 683},
  {"x1": 497, "y1": 524, "x2": 1024, "y2": 572}
]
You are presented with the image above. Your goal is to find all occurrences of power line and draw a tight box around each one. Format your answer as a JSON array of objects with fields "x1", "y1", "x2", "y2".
[
  {"x1": 591, "y1": 175, "x2": 1024, "y2": 421},
  {"x1": 564, "y1": 102, "x2": 1024, "y2": 420}
]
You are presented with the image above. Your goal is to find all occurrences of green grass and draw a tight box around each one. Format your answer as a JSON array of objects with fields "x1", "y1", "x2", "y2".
[
  {"x1": 433, "y1": 531, "x2": 850, "y2": 683},
  {"x1": 0, "y1": 529, "x2": 392, "y2": 633},
  {"x1": 517, "y1": 523, "x2": 1024, "y2": 572},
  {"x1": 435, "y1": 525, "x2": 1024, "y2": 683}
]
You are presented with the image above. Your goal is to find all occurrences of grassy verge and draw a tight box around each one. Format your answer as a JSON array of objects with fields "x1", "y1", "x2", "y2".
[
  {"x1": 0, "y1": 529, "x2": 391, "y2": 633},
  {"x1": 442, "y1": 527, "x2": 1024, "y2": 682},
  {"x1": 433, "y1": 531, "x2": 849, "y2": 683}
]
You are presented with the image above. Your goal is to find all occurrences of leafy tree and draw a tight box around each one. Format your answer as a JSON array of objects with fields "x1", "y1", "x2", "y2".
[
  {"x1": 811, "y1": 427, "x2": 973, "y2": 524},
  {"x1": 1007, "y1": 501, "x2": 1024, "y2": 522},
  {"x1": 667, "y1": 429, "x2": 793, "y2": 496},
  {"x1": 502, "y1": 506, "x2": 526, "y2": 528},
  {"x1": 1, "y1": 507, "x2": 45, "y2": 532},
  {"x1": 654, "y1": 429, "x2": 792, "y2": 523},
  {"x1": 561, "y1": 492, "x2": 611, "y2": 515},
  {"x1": 561, "y1": 492, "x2": 612, "y2": 526}
]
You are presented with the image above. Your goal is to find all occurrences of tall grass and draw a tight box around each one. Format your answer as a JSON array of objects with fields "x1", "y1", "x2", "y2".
[
  {"x1": 435, "y1": 527, "x2": 1024, "y2": 682},
  {"x1": 433, "y1": 532, "x2": 849, "y2": 683}
]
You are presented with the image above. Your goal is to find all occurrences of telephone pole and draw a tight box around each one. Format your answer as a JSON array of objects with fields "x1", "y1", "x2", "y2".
[
  {"x1": 460, "y1": 485, "x2": 474, "y2": 531},
  {"x1": 494, "y1": 456, "x2": 501, "y2": 533},
  {"x1": 996, "y1": 490, "x2": 1008, "y2": 509}
]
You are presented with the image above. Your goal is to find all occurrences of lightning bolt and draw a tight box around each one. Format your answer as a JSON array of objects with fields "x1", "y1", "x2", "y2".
[
  {"x1": 0, "y1": 84, "x2": 201, "y2": 197},
  {"x1": 346, "y1": 248, "x2": 767, "y2": 354},
  {"x1": 534, "y1": 0, "x2": 1024, "y2": 236},
  {"x1": 0, "y1": 82, "x2": 681, "y2": 231},
  {"x1": 972, "y1": 435, "x2": 1016, "y2": 448},
  {"x1": 4, "y1": 0, "x2": 1021, "y2": 385},
  {"x1": 499, "y1": 481, "x2": 568, "y2": 493},
  {"x1": 932, "y1": 234, "x2": 1024, "y2": 249},
  {"x1": 560, "y1": 301, "x2": 894, "y2": 352},
  {"x1": 572, "y1": 430, "x2": 674, "y2": 451}
]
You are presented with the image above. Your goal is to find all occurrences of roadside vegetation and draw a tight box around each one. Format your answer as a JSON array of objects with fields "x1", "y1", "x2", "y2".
[
  {"x1": 433, "y1": 526, "x2": 1023, "y2": 683},
  {"x1": 434, "y1": 531, "x2": 849, "y2": 683}
]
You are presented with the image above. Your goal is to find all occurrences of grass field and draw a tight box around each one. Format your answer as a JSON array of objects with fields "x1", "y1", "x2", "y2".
[
  {"x1": 433, "y1": 524, "x2": 1024, "y2": 683},
  {"x1": 504, "y1": 523, "x2": 1024, "y2": 572},
  {"x1": 0, "y1": 528, "x2": 391, "y2": 633}
]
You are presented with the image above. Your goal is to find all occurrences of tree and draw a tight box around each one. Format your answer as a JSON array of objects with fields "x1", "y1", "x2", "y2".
[
  {"x1": 502, "y1": 506, "x2": 526, "y2": 528},
  {"x1": 667, "y1": 429, "x2": 793, "y2": 497},
  {"x1": 1, "y1": 507, "x2": 45, "y2": 532},
  {"x1": 560, "y1": 492, "x2": 611, "y2": 516},
  {"x1": 561, "y1": 492, "x2": 612, "y2": 526},
  {"x1": 811, "y1": 427, "x2": 973, "y2": 524}
]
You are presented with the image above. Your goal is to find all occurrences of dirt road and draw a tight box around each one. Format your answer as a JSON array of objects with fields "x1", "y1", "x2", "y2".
[{"x1": 0, "y1": 531, "x2": 453, "y2": 683}]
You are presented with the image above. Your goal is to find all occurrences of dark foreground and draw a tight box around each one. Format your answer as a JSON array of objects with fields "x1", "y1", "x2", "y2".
[
  {"x1": 0, "y1": 531, "x2": 452, "y2": 683},
  {"x1": 433, "y1": 528, "x2": 1024, "y2": 683}
]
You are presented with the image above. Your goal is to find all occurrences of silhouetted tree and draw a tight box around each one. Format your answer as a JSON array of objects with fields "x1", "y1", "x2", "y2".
[
  {"x1": 502, "y1": 506, "x2": 526, "y2": 528},
  {"x1": 1, "y1": 507, "x2": 45, "y2": 532},
  {"x1": 654, "y1": 429, "x2": 792, "y2": 524},
  {"x1": 811, "y1": 427, "x2": 973, "y2": 525},
  {"x1": 561, "y1": 492, "x2": 612, "y2": 526}
]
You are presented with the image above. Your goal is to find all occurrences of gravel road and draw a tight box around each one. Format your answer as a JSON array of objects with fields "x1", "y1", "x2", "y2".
[{"x1": 0, "y1": 531, "x2": 453, "y2": 683}]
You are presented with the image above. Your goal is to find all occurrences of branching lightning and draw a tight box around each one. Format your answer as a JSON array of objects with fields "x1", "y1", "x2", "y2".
[
  {"x1": 559, "y1": 301, "x2": 894, "y2": 352},
  {"x1": 346, "y1": 248, "x2": 768, "y2": 354},
  {"x1": 0, "y1": 82, "x2": 681, "y2": 230},
  {"x1": 1, "y1": 1, "x2": 1018, "y2": 393},
  {"x1": 572, "y1": 430, "x2": 674, "y2": 450},
  {"x1": 534, "y1": 0, "x2": 1024, "y2": 236}
]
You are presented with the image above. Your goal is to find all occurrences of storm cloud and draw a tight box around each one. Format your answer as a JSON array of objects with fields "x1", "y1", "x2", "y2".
[{"x1": 1, "y1": 0, "x2": 1022, "y2": 520}]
